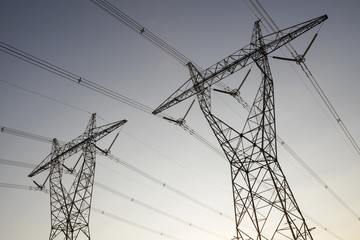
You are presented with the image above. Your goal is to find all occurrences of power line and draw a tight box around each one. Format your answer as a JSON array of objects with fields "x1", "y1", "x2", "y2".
[
  {"x1": 90, "y1": 0, "x2": 234, "y2": 84},
  {"x1": 0, "y1": 182, "x2": 183, "y2": 240},
  {"x1": 122, "y1": 129, "x2": 228, "y2": 193},
  {"x1": 277, "y1": 136, "x2": 360, "y2": 221},
  {"x1": 92, "y1": 207, "x2": 183, "y2": 240},
  {"x1": 0, "y1": 79, "x2": 94, "y2": 117},
  {"x1": 0, "y1": 158, "x2": 37, "y2": 169},
  {"x1": 300, "y1": 63, "x2": 360, "y2": 158},
  {"x1": 303, "y1": 213, "x2": 344, "y2": 240},
  {"x1": 95, "y1": 182, "x2": 228, "y2": 239},
  {"x1": 0, "y1": 182, "x2": 46, "y2": 192},
  {"x1": 1, "y1": 125, "x2": 61, "y2": 144},
  {"x1": 104, "y1": 152, "x2": 232, "y2": 220},
  {"x1": 91, "y1": 0, "x2": 192, "y2": 67},
  {"x1": 0, "y1": 41, "x2": 155, "y2": 116}
]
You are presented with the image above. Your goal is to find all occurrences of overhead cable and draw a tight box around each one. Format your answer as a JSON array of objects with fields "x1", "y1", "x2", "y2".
[
  {"x1": 91, "y1": 0, "x2": 192, "y2": 67},
  {"x1": 0, "y1": 157, "x2": 227, "y2": 239},
  {"x1": 0, "y1": 182, "x2": 182, "y2": 240},
  {"x1": 0, "y1": 41, "x2": 155, "y2": 116},
  {"x1": 278, "y1": 135, "x2": 360, "y2": 220},
  {"x1": 1, "y1": 125, "x2": 59, "y2": 144},
  {"x1": 0, "y1": 126, "x2": 231, "y2": 220},
  {"x1": 302, "y1": 213, "x2": 343, "y2": 240},
  {"x1": 92, "y1": 207, "x2": 182, "y2": 240},
  {"x1": 0, "y1": 182, "x2": 46, "y2": 192},
  {"x1": 0, "y1": 79, "x2": 94, "y2": 117},
  {"x1": 104, "y1": 152, "x2": 232, "y2": 220},
  {"x1": 95, "y1": 182, "x2": 228, "y2": 239},
  {"x1": 0, "y1": 158, "x2": 37, "y2": 169}
]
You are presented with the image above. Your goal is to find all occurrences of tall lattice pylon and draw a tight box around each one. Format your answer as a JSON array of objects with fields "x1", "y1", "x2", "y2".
[
  {"x1": 29, "y1": 114, "x2": 127, "y2": 240},
  {"x1": 187, "y1": 20, "x2": 313, "y2": 240},
  {"x1": 153, "y1": 15, "x2": 327, "y2": 239}
]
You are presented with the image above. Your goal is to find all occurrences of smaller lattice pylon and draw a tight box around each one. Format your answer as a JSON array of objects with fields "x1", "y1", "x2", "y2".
[{"x1": 29, "y1": 114, "x2": 127, "y2": 240}]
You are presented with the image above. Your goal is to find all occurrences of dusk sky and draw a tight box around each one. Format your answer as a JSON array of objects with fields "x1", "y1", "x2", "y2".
[{"x1": 0, "y1": 1, "x2": 359, "y2": 240}]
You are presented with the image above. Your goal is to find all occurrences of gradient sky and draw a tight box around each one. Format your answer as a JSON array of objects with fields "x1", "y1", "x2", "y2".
[{"x1": 0, "y1": 1, "x2": 359, "y2": 240}]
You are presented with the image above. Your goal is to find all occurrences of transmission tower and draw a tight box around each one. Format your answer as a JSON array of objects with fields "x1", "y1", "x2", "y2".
[
  {"x1": 28, "y1": 114, "x2": 127, "y2": 240},
  {"x1": 153, "y1": 16, "x2": 327, "y2": 240}
]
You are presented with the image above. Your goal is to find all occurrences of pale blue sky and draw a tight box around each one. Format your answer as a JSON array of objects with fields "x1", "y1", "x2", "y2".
[{"x1": 0, "y1": 1, "x2": 359, "y2": 240}]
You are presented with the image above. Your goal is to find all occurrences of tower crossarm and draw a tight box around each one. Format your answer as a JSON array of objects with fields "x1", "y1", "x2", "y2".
[
  {"x1": 28, "y1": 119, "x2": 127, "y2": 178},
  {"x1": 152, "y1": 14, "x2": 327, "y2": 115}
]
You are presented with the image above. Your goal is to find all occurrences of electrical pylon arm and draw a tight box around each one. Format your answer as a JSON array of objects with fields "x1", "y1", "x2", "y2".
[
  {"x1": 28, "y1": 119, "x2": 127, "y2": 177},
  {"x1": 152, "y1": 14, "x2": 327, "y2": 115}
]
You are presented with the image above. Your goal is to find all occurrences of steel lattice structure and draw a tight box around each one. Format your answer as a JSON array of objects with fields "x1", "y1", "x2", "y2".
[
  {"x1": 154, "y1": 16, "x2": 328, "y2": 240},
  {"x1": 189, "y1": 21, "x2": 312, "y2": 240},
  {"x1": 152, "y1": 15, "x2": 327, "y2": 115},
  {"x1": 29, "y1": 114, "x2": 127, "y2": 240}
]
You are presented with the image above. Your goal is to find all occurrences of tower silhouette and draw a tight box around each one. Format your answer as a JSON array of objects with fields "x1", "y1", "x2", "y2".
[
  {"x1": 29, "y1": 114, "x2": 127, "y2": 239},
  {"x1": 154, "y1": 15, "x2": 327, "y2": 239}
]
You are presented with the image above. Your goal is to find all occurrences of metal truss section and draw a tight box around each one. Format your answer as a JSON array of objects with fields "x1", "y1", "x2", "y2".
[
  {"x1": 28, "y1": 117, "x2": 127, "y2": 177},
  {"x1": 153, "y1": 15, "x2": 327, "y2": 115},
  {"x1": 29, "y1": 114, "x2": 127, "y2": 240}
]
